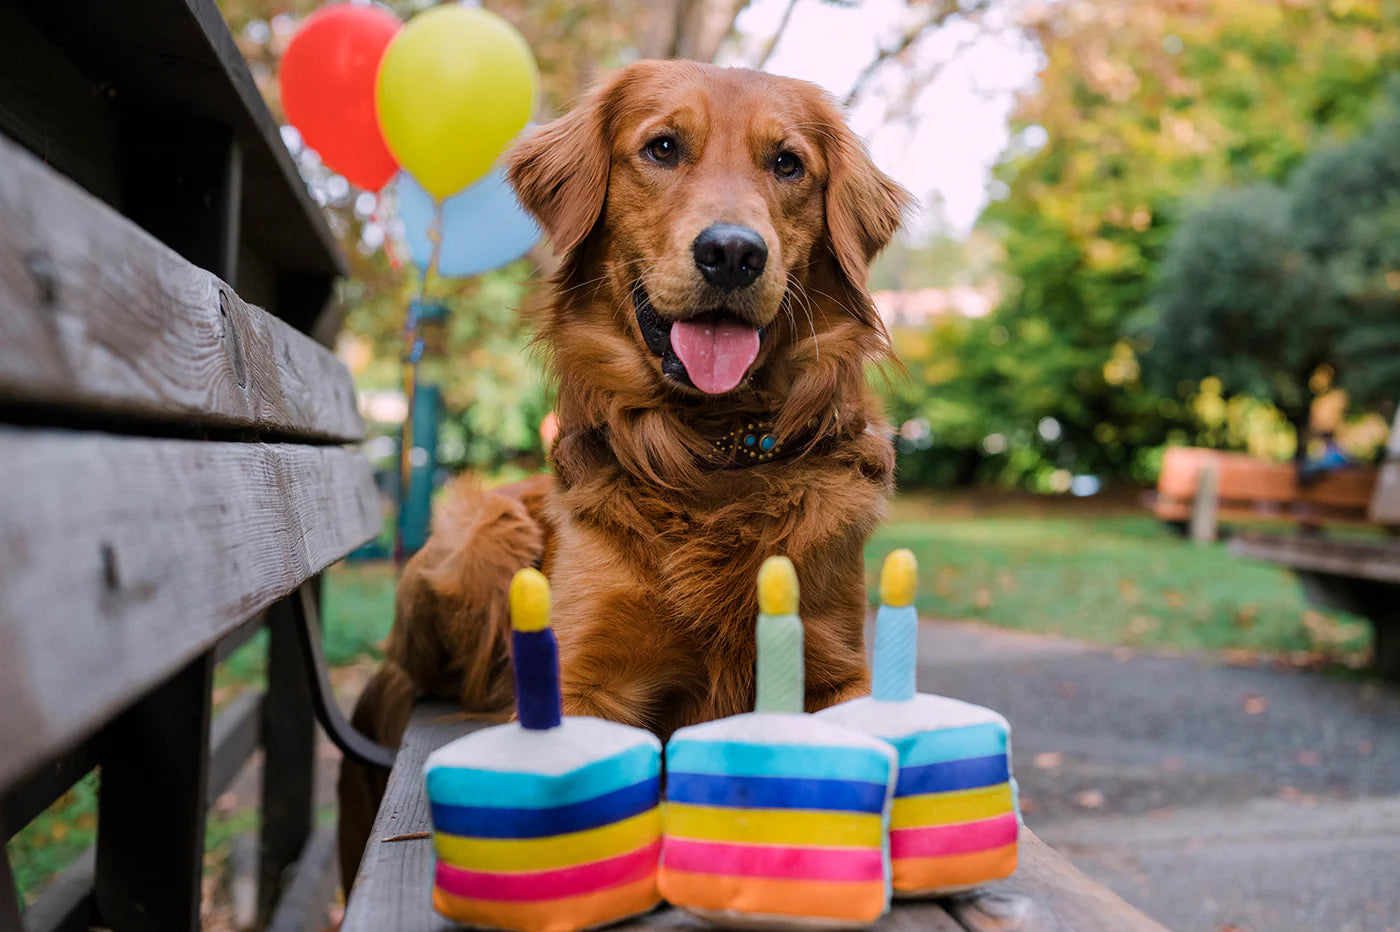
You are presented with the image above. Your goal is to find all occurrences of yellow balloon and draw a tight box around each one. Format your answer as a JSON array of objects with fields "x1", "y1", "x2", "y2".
[{"x1": 376, "y1": 5, "x2": 538, "y2": 199}]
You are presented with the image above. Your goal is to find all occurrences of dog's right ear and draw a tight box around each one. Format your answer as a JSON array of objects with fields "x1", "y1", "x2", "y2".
[{"x1": 507, "y1": 78, "x2": 618, "y2": 262}]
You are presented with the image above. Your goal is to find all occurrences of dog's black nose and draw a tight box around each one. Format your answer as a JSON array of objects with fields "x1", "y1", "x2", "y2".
[{"x1": 693, "y1": 224, "x2": 767, "y2": 290}]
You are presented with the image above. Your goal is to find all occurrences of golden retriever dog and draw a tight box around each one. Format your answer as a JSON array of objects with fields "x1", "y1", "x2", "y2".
[{"x1": 339, "y1": 59, "x2": 908, "y2": 888}]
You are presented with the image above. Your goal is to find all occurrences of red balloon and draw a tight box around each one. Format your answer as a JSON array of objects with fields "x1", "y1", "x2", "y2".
[{"x1": 279, "y1": 4, "x2": 401, "y2": 191}]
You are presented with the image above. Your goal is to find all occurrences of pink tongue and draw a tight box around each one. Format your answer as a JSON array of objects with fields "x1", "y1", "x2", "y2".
[{"x1": 670, "y1": 317, "x2": 761, "y2": 394}]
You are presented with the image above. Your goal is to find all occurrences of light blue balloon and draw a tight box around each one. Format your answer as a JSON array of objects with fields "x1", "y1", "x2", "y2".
[{"x1": 395, "y1": 167, "x2": 541, "y2": 278}]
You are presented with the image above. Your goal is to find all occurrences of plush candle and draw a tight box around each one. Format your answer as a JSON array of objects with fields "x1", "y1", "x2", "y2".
[
  {"x1": 424, "y1": 569, "x2": 663, "y2": 932},
  {"x1": 659, "y1": 557, "x2": 899, "y2": 928},
  {"x1": 817, "y1": 550, "x2": 1020, "y2": 897}
]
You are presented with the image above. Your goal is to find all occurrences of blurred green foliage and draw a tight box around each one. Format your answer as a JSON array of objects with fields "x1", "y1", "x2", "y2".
[
  {"x1": 889, "y1": 0, "x2": 1400, "y2": 489},
  {"x1": 1149, "y1": 88, "x2": 1400, "y2": 444}
]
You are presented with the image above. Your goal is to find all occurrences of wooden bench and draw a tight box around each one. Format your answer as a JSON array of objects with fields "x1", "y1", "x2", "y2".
[
  {"x1": 1152, "y1": 446, "x2": 1379, "y2": 538},
  {"x1": 342, "y1": 704, "x2": 1168, "y2": 932},
  {"x1": 0, "y1": 2, "x2": 397, "y2": 928},
  {"x1": 1230, "y1": 413, "x2": 1400, "y2": 677}
]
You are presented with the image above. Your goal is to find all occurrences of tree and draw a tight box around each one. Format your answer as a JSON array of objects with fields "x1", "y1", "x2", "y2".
[
  {"x1": 1290, "y1": 94, "x2": 1400, "y2": 411},
  {"x1": 945, "y1": 0, "x2": 1400, "y2": 485},
  {"x1": 1147, "y1": 186, "x2": 1326, "y2": 451},
  {"x1": 1148, "y1": 93, "x2": 1400, "y2": 455}
]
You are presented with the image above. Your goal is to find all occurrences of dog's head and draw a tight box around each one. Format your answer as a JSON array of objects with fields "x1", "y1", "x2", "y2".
[{"x1": 508, "y1": 62, "x2": 907, "y2": 474}]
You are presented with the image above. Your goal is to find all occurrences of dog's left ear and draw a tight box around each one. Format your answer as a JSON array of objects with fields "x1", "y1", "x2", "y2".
[{"x1": 823, "y1": 118, "x2": 911, "y2": 319}]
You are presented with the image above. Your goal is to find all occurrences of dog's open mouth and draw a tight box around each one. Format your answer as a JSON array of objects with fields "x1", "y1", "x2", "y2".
[{"x1": 633, "y1": 287, "x2": 763, "y2": 395}]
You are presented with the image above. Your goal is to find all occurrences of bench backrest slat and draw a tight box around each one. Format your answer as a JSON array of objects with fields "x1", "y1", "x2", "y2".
[
  {"x1": 0, "y1": 135, "x2": 364, "y2": 443},
  {"x1": 0, "y1": 431, "x2": 380, "y2": 789}
]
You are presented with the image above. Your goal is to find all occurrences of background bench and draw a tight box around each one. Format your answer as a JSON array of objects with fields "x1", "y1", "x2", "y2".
[
  {"x1": 1231, "y1": 412, "x2": 1400, "y2": 677},
  {"x1": 0, "y1": 1, "x2": 391, "y2": 928},
  {"x1": 1152, "y1": 446, "x2": 1381, "y2": 539}
]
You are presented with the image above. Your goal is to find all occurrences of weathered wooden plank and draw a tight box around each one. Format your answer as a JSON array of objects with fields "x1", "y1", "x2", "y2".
[
  {"x1": 1230, "y1": 532, "x2": 1400, "y2": 585},
  {"x1": 0, "y1": 430, "x2": 380, "y2": 790},
  {"x1": 340, "y1": 705, "x2": 964, "y2": 932},
  {"x1": 0, "y1": 133, "x2": 363, "y2": 442},
  {"x1": 943, "y1": 830, "x2": 1168, "y2": 932}
]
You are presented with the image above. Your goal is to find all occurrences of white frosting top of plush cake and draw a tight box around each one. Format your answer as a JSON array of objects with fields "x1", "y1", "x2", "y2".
[
  {"x1": 424, "y1": 716, "x2": 661, "y2": 776},
  {"x1": 816, "y1": 693, "x2": 1009, "y2": 740},
  {"x1": 669, "y1": 711, "x2": 900, "y2": 760}
]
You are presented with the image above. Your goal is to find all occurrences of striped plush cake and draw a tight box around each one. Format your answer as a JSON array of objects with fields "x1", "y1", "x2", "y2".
[
  {"x1": 424, "y1": 570, "x2": 663, "y2": 932},
  {"x1": 658, "y1": 557, "x2": 898, "y2": 928},
  {"x1": 817, "y1": 551, "x2": 1018, "y2": 897}
]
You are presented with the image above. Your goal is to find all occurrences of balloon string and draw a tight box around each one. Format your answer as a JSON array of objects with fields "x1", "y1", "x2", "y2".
[
  {"x1": 394, "y1": 199, "x2": 444, "y2": 566},
  {"x1": 427, "y1": 198, "x2": 445, "y2": 285}
]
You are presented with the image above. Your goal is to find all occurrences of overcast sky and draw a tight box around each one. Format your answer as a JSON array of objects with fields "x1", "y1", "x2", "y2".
[{"x1": 729, "y1": 0, "x2": 1043, "y2": 237}]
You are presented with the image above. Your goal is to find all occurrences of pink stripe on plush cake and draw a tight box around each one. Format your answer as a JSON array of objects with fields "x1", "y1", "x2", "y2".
[
  {"x1": 662, "y1": 838, "x2": 884, "y2": 882},
  {"x1": 890, "y1": 812, "x2": 1018, "y2": 860},
  {"x1": 435, "y1": 840, "x2": 659, "y2": 902}
]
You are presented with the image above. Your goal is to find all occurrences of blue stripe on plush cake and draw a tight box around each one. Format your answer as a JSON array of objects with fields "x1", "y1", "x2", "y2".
[
  {"x1": 432, "y1": 774, "x2": 661, "y2": 838},
  {"x1": 666, "y1": 771, "x2": 888, "y2": 813},
  {"x1": 894, "y1": 754, "x2": 1010, "y2": 798}
]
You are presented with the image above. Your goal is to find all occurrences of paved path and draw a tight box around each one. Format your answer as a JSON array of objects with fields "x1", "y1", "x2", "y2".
[{"x1": 916, "y1": 620, "x2": 1400, "y2": 932}]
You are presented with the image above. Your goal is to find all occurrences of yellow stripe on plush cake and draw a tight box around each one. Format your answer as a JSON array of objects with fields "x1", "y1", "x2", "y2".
[
  {"x1": 435, "y1": 809, "x2": 660, "y2": 872},
  {"x1": 890, "y1": 784, "x2": 1013, "y2": 830},
  {"x1": 663, "y1": 803, "x2": 883, "y2": 848}
]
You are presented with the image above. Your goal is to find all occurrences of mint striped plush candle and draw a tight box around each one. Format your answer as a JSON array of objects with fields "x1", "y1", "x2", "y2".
[
  {"x1": 424, "y1": 569, "x2": 663, "y2": 932},
  {"x1": 659, "y1": 557, "x2": 899, "y2": 928},
  {"x1": 817, "y1": 550, "x2": 1020, "y2": 897}
]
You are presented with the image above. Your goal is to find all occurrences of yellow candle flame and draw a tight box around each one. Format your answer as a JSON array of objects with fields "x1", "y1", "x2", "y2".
[
  {"x1": 880, "y1": 549, "x2": 918, "y2": 607},
  {"x1": 509, "y1": 568, "x2": 551, "y2": 632},
  {"x1": 758, "y1": 556, "x2": 799, "y2": 616}
]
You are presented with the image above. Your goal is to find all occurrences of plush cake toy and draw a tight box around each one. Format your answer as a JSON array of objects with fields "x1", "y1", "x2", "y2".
[
  {"x1": 816, "y1": 550, "x2": 1019, "y2": 897},
  {"x1": 658, "y1": 556, "x2": 899, "y2": 928},
  {"x1": 423, "y1": 569, "x2": 663, "y2": 932}
]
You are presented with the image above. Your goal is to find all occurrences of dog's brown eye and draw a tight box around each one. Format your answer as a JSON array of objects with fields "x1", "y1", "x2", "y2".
[
  {"x1": 644, "y1": 136, "x2": 678, "y2": 164},
  {"x1": 774, "y1": 151, "x2": 803, "y2": 179}
]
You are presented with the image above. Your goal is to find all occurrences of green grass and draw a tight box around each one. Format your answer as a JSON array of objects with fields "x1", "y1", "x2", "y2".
[
  {"x1": 321, "y1": 561, "x2": 398, "y2": 665},
  {"x1": 866, "y1": 504, "x2": 1371, "y2": 656}
]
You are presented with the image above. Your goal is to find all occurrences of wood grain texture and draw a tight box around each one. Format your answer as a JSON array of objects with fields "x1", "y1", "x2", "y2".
[
  {"x1": 0, "y1": 430, "x2": 380, "y2": 790},
  {"x1": 1231, "y1": 532, "x2": 1400, "y2": 584},
  {"x1": 0, "y1": 134, "x2": 363, "y2": 442},
  {"x1": 943, "y1": 830, "x2": 1169, "y2": 932}
]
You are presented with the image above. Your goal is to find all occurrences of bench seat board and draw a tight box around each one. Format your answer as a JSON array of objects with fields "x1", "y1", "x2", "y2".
[
  {"x1": 0, "y1": 134, "x2": 363, "y2": 443},
  {"x1": 1231, "y1": 533, "x2": 1400, "y2": 585},
  {"x1": 342, "y1": 704, "x2": 1160, "y2": 932},
  {"x1": 0, "y1": 430, "x2": 380, "y2": 788}
]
